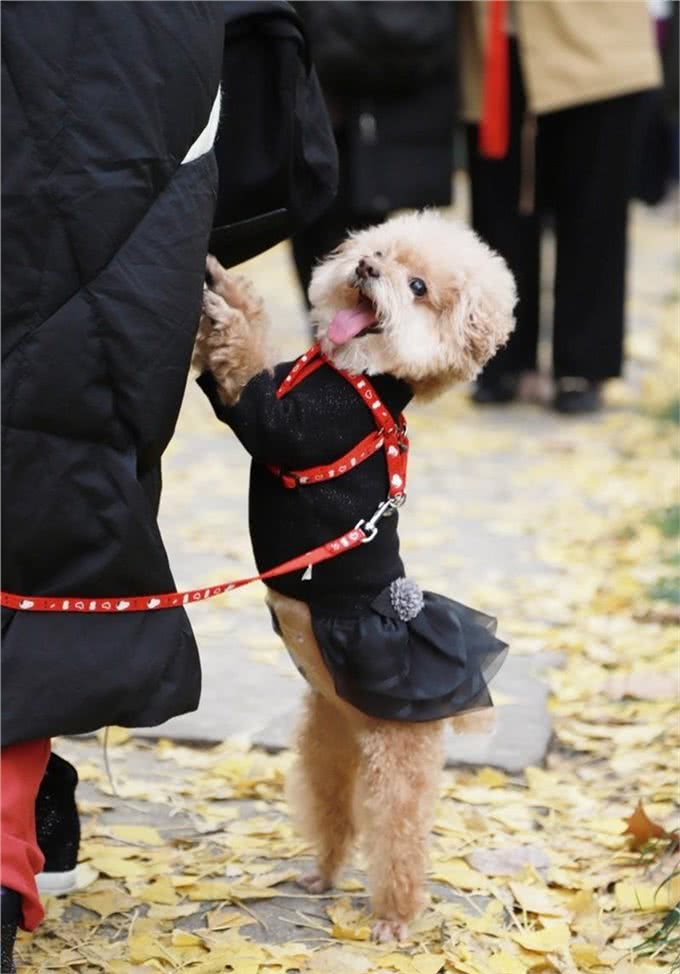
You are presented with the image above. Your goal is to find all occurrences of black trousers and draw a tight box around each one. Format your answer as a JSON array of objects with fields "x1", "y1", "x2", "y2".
[{"x1": 467, "y1": 43, "x2": 645, "y2": 381}]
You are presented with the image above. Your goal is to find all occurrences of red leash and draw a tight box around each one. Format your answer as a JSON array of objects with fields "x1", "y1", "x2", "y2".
[
  {"x1": 1, "y1": 347, "x2": 409, "y2": 614},
  {"x1": 0, "y1": 523, "x2": 368, "y2": 614}
]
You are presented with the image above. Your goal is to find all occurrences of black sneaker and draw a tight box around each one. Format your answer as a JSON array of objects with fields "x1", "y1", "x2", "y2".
[
  {"x1": 35, "y1": 754, "x2": 83, "y2": 895},
  {"x1": 1, "y1": 888, "x2": 20, "y2": 974},
  {"x1": 471, "y1": 373, "x2": 520, "y2": 405},
  {"x1": 553, "y1": 378, "x2": 602, "y2": 414}
]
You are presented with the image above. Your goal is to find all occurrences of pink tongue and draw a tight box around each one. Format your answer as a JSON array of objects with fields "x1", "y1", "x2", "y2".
[{"x1": 327, "y1": 305, "x2": 377, "y2": 345}]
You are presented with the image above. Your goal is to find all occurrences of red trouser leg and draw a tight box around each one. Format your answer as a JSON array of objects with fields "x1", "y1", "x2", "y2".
[{"x1": 1, "y1": 739, "x2": 50, "y2": 930}]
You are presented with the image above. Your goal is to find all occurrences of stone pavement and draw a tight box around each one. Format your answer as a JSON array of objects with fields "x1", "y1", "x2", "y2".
[{"x1": 125, "y1": 188, "x2": 674, "y2": 773}]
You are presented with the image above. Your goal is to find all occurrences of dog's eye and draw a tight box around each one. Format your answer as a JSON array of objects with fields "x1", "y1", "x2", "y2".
[{"x1": 409, "y1": 278, "x2": 427, "y2": 297}]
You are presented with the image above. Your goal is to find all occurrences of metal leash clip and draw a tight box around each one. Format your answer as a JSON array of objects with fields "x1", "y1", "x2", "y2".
[{"x1": 355, "y1": 494, "x2": 406, "y2": 544}]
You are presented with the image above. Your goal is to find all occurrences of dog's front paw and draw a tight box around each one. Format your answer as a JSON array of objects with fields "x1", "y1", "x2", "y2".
[
  {"x1": 371, "y1": 918, "x2": 409, "y2": 943},
  {"x1": 191, "y1": 289, "x2": 232, "y2": 376},
  {"x1": 202, "y1": 287, "x2": 232, "y2": 328},
  {"x1": 297, "y1": 871, "x2": 332, "y2": 894},
  {"x1": 205, "y1": 253, "x2": 230, "y2": 293}
]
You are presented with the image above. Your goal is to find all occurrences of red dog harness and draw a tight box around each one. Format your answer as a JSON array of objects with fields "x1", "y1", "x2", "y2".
[
  {"x1": 268, "y1": 343, "x2": 409, "y2": 498},
  {"x1": 0, "y1": 346, "x2": 409, "y2": 613}
]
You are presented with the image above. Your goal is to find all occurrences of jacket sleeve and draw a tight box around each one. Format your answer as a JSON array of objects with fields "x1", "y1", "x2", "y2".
[{"x1": 196, "y1": 369, "x2": 307, "y2": 466}]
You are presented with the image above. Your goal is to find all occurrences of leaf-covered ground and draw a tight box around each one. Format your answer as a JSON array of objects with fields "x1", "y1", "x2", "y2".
[{"x1": 16, "y1": 203, "x2": 679, "y2": 973}]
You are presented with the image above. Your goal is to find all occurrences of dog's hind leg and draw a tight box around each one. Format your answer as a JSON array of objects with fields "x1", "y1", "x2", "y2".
[
  {"x1": 356, "y1": 720, "x2": 444, "y2": 942},
  {"x1": 287, "y1": 690, "x2": 360, "y2": 892}
]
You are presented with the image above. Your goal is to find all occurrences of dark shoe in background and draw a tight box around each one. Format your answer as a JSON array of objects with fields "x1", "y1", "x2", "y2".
[
  {"x1": 553, "y1": 379, "x2": 603, "y2": 414},
  {"x1": 35, "y1": 753, "x2": 82, "y2": 895},
  {"x1": 1, "y1": 888, "x2": 20, "y2": 974},
  {"x1": 471, "y1": 373, "x2": 520, "y2": 405}
]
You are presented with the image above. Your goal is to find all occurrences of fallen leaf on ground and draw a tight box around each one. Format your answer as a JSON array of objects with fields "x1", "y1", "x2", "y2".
[
  {"x1": 615, "y1": 875, "x2": 680, "y2": 912},
  {"x1": 511, "y1": 922, "x2": 571, "y2": 953},
  {"x1": 623, "y1": 801, "x2": 670, "y2": 849},
  {"x1": 466, "y1": 845, "x2": 551, "y2": 878}
]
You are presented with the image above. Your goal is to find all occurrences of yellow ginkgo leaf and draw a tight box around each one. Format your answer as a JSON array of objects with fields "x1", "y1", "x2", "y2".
[
  {"x1": 474, "y1": 768, "x2": 508, "y2": 789},
  {"x1": 171, "y1": 929, "x2": 203, "y2": 948},
  {"x1": 377, "y1": 954, "x2": 417, "y2": 974},
  {"x1": 127, "y1": 932, "x2": 167, "y2": 965},
  {"x1": 72, "y1": 889, "x2": 137, "y2": 918},
  {"x1": 206, "y1": 908, "x2": 251, "y2": 931},
  {"x1": 570, "y1": 943, "x2": 604, "y2": 970},
  {"x1": 250, "y1": 867, "x2": 298, "y2": 887},
  {"x1": 185, "y1": 880, "x2": 237, "y2": 901},
  {"x1": 430, "y1": 861, "x2": 489, "y2": 891},
  {"x1": 304, "y1": 946, "x2": 374, "y2": 974},
  {"x1": 488, "y1": 951, "x2": 527, "y2": 974},
  {"x1": 89, "y1": 853, "x2": 148, "y2": 880},
  {"x1": 337, "y1": 877, "x2": 366, "y2": 892},
  {"x1": 511, "y1": 921, "x2": 571, "y2": 953},
  {"x1": 136, "y1": 875, "x2": 178, "y2": 906},
  {"x1": 330, "y1": 923, "x2": 371, "y2": 942},
  {"x1": 107, "y1": 824, "x2": 164, "y2": 845},
  {"x1": 509, "y1": 881, "x2": 568, "y2": 917},
  {"x1": 412, "y1": 954, "x2": 446, "y2": 974},
  {"x1": 615, "y1": 875, "x2": 680, "y2": 913}
]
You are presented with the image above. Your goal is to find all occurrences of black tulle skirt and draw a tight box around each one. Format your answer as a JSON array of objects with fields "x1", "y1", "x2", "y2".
[{"x1": 310, "y1": 587, "x2": 508, "y2": 722}]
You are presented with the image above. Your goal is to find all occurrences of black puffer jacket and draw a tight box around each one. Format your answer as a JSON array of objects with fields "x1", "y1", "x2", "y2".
[{"x1": 2, "y1": 2, "x2": 224, "y2": 746}]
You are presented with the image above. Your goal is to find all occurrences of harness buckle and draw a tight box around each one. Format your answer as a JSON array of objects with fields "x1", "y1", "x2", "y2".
[
  {"x1": 354, "y1": 519, "x2": 378, "y2": 543},
  {"x1": 355, "y1": 495, "x2": 405, "y2": 543},
  {"x1": 385, "y1": 492, "x2": 406, "y2": 513}
]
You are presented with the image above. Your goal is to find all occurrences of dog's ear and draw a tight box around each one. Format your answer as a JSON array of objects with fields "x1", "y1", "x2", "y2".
[
  {"x1": 440, "y1": 260, "x2": 516, "y2": 381},
  {"x1": 308, "y1": 237, "x2": 355, "y2": 308}
]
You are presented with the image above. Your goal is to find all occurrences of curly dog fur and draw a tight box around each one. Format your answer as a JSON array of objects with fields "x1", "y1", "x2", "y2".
[
  {"x1": 192, "y1": 255, "x2": 270, "y2": 404},
  {"x1": 194, "y1": 211, "x2": 516, "y2": 941}
]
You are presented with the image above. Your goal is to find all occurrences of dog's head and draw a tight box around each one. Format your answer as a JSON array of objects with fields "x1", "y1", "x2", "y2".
[{"x1": 309, "y1": 211, "x2": 516, "y2": 398}]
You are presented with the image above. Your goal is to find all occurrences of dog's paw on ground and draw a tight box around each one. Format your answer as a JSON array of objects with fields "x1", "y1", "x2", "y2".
[
  {"x1": 371, "y1": 918, "x2": 409, "y2": 943},
  {"x1": 297, "y1": 871, "x2": 332, "y2": 894}
]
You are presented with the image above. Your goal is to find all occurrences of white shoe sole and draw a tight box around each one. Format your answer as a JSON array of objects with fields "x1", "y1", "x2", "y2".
[{"x1": 36, "y1": 863, "x2": 97, "y2": 895}]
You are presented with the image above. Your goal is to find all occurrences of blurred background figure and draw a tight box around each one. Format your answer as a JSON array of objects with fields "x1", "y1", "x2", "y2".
[
  {"x1": 634, "y1": 1, "x2": 679, "y2": 208},
  {"x1": 291, "y1": 0, "x2": 457, "y2": 305},
  {"x1": 460, "y1": 0, "x2": 662, "y2": 413}
]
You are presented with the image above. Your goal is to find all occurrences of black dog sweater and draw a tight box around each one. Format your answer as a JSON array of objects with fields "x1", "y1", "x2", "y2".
[{"x1": 198, "y1": 355, "x2": 507, "y2": 722}]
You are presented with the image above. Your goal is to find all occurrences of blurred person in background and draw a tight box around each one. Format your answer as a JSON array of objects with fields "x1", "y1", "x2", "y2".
[
  {"x1": 460, "y1": 0, "x2": 662, "y2": 413},
  {"x1": 634, "y1": 0, "x2": 679, "y2": 208},
  {"x1": 292, "y1": 0, "x2": 457, "y2": 305}
]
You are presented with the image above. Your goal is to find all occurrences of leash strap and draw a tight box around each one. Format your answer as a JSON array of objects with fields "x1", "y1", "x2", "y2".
[
  {"x1": 268, "y1": 344, "x2": 409, "y2": 498},
  {"x1": 0, "y1": 524, "x2": 368, "y2": 614}
]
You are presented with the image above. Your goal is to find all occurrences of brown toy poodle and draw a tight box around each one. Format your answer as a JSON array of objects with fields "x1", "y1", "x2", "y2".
[{"x1": 193, "y1": 210, "x2": 516, "y2": 941}]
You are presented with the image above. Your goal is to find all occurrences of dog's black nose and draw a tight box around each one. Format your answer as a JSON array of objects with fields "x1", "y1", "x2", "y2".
[{"x1": 356, "y1": 258, "x2": 380, "y2": 280}]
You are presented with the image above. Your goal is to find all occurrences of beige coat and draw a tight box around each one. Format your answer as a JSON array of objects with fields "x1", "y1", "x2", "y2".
[{"x1": 460, "y1": 0, "x2": 661, "y2": 120}]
